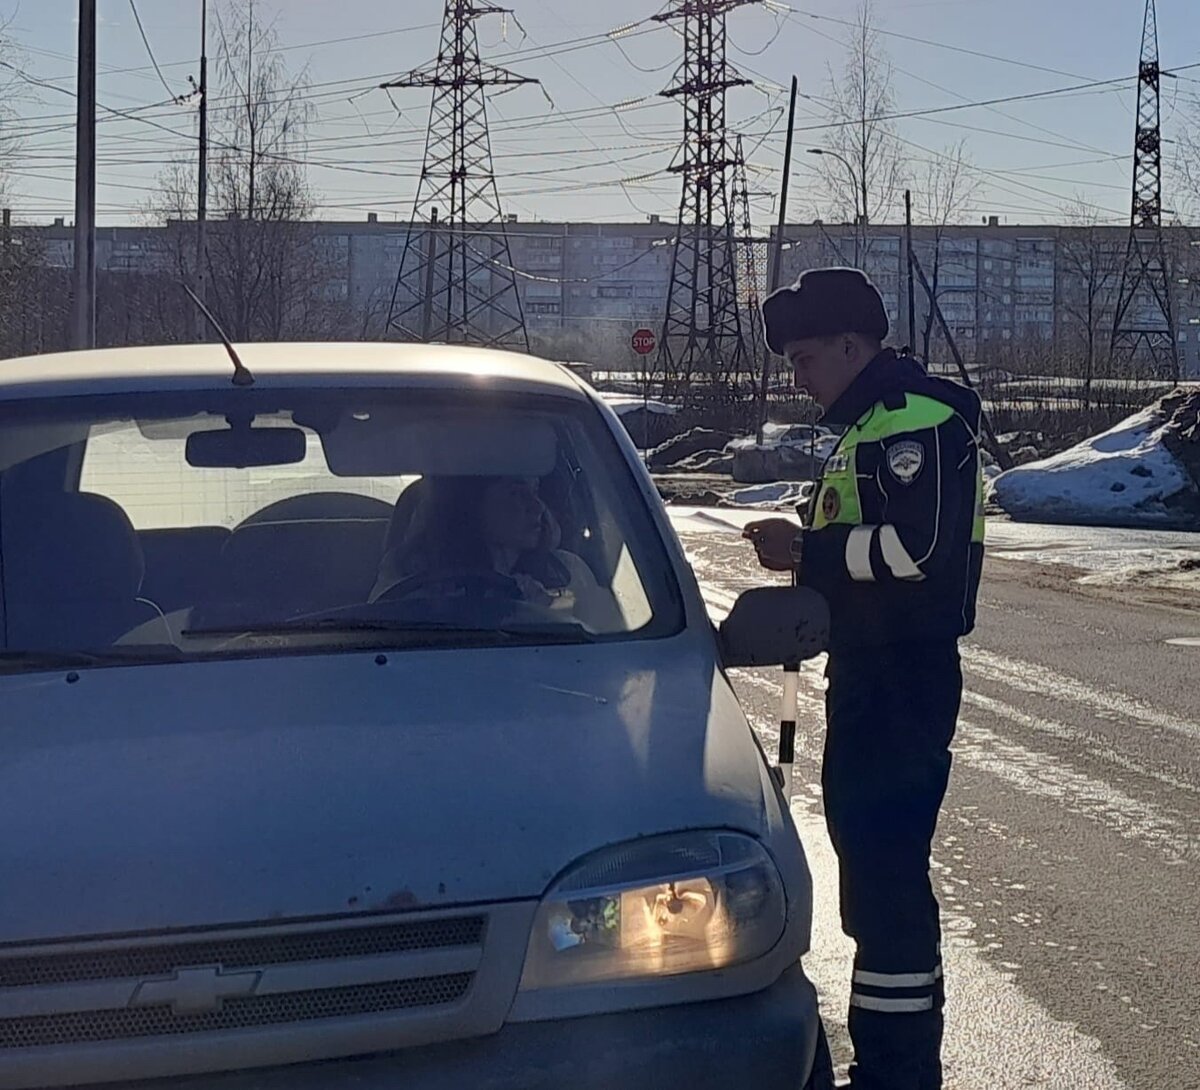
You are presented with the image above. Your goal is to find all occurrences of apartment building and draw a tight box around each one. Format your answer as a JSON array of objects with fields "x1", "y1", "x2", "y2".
[{"x1": 21, "y1": 215, "x2": 1200, "y2": 376}]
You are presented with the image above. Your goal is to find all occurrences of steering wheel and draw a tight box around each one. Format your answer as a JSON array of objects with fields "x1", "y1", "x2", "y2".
[{"x1": 373, "y1": 569, "x2": 521, "y2": 605}]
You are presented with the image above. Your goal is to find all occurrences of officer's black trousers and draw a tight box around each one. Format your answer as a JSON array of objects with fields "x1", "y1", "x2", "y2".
[{"x1": 823, "y1": 642, "x2": 961, "y2": 1090}]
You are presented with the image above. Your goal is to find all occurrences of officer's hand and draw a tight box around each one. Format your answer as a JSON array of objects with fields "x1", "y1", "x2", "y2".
[{"x1": 743, "y1": 518, "x2": 799, "y2": 572}]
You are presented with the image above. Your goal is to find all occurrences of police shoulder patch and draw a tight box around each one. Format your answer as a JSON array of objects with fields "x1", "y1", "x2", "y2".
[{"x1": 886, "y1": 439, "x2": 925, "y2": 485}]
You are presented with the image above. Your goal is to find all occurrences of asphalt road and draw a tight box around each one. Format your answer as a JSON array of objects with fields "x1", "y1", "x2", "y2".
[{"x1": 676, "y1": 522, "x2": 1200, "y2": 1090}]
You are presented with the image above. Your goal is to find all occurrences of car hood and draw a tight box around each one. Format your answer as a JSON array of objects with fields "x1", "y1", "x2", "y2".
[{"x1": 0, "y1": 637, "x2": 774, "y2": 942}]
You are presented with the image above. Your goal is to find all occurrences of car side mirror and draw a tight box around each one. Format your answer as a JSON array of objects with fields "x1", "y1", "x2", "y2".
[{"x1": 718, "y1": 586, "x2": 829, "y2": 668}]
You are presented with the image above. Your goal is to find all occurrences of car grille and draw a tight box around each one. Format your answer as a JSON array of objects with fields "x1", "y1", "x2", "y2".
[
  {"x1": 0, "y1": 916, "x2": 485, "y2": 988},
  {"x1": 0, "y1": 914, "x2": 488, "y2": 1053},
  {"x1": 0, "y1": 974, "x2": 474, "y2": 1049}
]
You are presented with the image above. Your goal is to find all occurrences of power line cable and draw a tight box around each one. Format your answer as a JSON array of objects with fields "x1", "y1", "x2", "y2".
[
  {"x1": 128, "y1": 0, "x2": 184, "y2": 103},
  {"x1": 796, "y1": 16, "x2": 1124, "y2": 161},
  {"x1": 778, "y1": 5, "x2": 1103, "y2": 84}
]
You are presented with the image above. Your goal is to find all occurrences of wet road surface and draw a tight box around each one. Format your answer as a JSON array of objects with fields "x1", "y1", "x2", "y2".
[{"x1": 676, "y1": 522, "x2": 1200, "y2": 1090}]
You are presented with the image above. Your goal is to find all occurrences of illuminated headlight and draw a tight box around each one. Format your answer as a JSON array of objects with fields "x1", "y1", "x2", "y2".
[{"x1": 518, "y1": 831, "x2": 786, "y2": 990}]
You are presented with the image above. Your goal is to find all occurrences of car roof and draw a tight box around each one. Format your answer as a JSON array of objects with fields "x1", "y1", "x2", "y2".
[{"x1": 0, "y1": 343, "x2": 590, "y2": 402}]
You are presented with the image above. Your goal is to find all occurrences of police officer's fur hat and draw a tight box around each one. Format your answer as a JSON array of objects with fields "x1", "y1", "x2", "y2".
[{"x1": 762, "y1": 267, "x2": 890, "y2": 354}]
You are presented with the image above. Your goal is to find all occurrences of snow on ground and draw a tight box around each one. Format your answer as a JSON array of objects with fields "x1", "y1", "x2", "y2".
[
  {"x1": 986, "y1": 521, "x2": 1200, "y2": 590},
  {"x1": 728, "y1": 481, "x2": 808, "y2": 508},
  {"x1": 989, "y1": 404, "x2": 1193, "y2": 528},
  {"x1": 668, "y1": 506, "x2": 799, "y2": 536},
  {"x1": 985, "y1": 522, "x2": 1200, "y2": 573},
  {"x1": 668, "y1": 507, "x2": 1200, "y2": 591}
]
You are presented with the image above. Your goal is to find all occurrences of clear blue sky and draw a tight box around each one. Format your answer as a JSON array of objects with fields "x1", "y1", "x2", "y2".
[{"x1": 2, "y1": 0, "x2": 1198, "y2": 226}]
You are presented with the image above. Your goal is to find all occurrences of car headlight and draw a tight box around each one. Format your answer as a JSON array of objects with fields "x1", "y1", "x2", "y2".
[{"x1": 518, "y1": 831, "x2": 786, "y2": 990}]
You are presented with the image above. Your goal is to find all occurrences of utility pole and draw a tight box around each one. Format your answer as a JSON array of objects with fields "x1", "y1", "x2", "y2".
[
  {"x1": 195, "y1": 0, "x2": 210, "y2": 342},
  {"x1": 905, "y1": 188, "x2": 916, "y2": 351},
  {"x1": 71, "y1": 0, "x2": 96, "y2": 350},
  {"x1": 383, "y1": 1, "x2": 537, "y2": 350},
  {"x1": 421, "y1": 206, "x2": 439, "y2": 341},
  {"x1": 654, "y1": 0, "x2": 757, "y2": 403},
  {"x1": 1111, "y1": 0, "x2": 1177, "y2": 379},
  {"x1": 769, "y1": 76, "x2": 798, "y2": 297},
  {"x1": 762, "y1": 74, "x2": 798, "y2": 443}
]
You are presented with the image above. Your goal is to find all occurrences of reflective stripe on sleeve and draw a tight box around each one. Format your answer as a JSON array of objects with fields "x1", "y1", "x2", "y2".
[
  {"x1": 846, "y1": 525, "x2": 877, "y2": 582},
  {"x1": 850, "y1": 993, "x2": 935, "y2": 1013},
  {"x1": 853, "y1": 965, "x2": 943, "y2": 989},
  {"x1": 878, "y1": 525, "x2": 926, "y2": 582}
]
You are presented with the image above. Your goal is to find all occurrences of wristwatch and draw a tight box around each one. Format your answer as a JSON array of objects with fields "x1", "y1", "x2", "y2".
[{"x1": 789, "y1": 529, "x2": 805, "y2": 569}]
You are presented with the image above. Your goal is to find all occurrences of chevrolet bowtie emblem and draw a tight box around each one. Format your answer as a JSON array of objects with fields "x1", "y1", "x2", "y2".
[{"x1": 130, "y1": 965, "x2": 261, "y2": 1015}]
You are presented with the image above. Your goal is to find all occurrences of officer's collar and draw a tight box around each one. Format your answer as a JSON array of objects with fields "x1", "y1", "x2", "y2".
[{"x1": 819, "y1": 348, "x2": 903, "y2": 427}]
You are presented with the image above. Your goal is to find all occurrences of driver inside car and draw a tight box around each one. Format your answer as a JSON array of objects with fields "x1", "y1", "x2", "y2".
[{"x1": 371, "y1": 476, "x2": 608, "y2": 622}]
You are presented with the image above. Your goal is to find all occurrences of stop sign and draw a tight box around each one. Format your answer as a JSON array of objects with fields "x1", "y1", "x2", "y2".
[{"x1": 631, "y1": 328, "x2": 657, "y2": 355}]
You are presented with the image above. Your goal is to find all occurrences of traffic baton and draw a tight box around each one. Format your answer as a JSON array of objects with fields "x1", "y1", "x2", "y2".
[
  {"x1": 779, "y1": 662, "x2": 799, "y2": 799},
  {"x1": 778, "y1": 567, "x2": 801, "y2": 799}
]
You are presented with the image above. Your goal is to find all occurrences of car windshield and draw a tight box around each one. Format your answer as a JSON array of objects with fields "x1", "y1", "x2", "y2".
[{"x1": 0, "y1": 385, "x2": 683, "y2": 668}]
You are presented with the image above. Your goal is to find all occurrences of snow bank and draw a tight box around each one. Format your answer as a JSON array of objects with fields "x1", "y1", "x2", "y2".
[{"x1": 989, "y1": 403, "x2": 1196, "y2": 528}]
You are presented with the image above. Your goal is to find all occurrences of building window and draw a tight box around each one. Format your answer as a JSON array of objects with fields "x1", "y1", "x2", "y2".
[{"x1": 527, "y1": 302, "x2": 561, "y2": 316}]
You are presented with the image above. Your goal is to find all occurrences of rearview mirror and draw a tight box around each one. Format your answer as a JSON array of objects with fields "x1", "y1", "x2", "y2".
[
  {"x1": 186, "y1": 426, "x2": 307, "y2": 469},
  {"x1": 718, "y1": 586, "x2": 829, "y2": 668}
]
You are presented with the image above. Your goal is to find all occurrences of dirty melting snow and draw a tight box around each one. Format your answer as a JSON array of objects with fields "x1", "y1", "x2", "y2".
[
  {"x1": 728, "y1": 481, "x2": 809, "y2": 508},
  {"x1": 989, "y1": 404, "x2": 1191, "y2": 527}
]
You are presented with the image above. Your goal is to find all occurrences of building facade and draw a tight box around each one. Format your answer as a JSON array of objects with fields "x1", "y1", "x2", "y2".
[{"x1": 19, "y1": 215, "x2": 1200, "y2": 378}]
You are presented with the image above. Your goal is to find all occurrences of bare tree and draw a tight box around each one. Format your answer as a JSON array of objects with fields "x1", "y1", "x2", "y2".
[
  {"x1": 814, "y1": 0, "x2": 906, "y2": 264},
  {"x1": 1057, "y1": 200, "x2": 1126, "y2": 408},
  {"x1": 151, "y1": 0, "x2": 342, "y2": 341},
  {"x1": 0, "y1": 20, "x2": 51, "y2": 358},
  {"x1": 914, "y1": 141, "x2": 979, "y2": 362},
  {"x1": 1174, "y1": 117, "x2": 1200, "y2": 223}
]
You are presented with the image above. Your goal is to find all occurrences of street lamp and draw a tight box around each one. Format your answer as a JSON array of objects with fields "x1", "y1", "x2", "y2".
[{"x1": 807, "y1": 148, "x2": 864, "y2": 265}]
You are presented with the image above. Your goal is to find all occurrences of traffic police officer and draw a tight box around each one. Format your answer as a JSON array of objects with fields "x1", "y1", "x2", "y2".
[{"x1": 745, "y1": 268, "x2": 984, "y2": 1090}]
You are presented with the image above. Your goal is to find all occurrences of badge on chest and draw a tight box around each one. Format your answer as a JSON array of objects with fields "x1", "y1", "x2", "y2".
[{"x1": 886, "y1": 440, "x2": 925, "y2": 485}]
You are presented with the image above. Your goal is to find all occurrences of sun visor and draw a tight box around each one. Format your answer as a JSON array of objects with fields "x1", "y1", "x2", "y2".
[{"x1": 321, "y1": 411, "x2": 559, "y2": 478}]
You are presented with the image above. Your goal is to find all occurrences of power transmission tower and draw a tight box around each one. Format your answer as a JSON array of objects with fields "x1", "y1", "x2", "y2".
[
  {"x1": 1111, "y1": 0, "x2": 1178, "y2": 379},
  {"x1": 730, "y1": 135, "x2": 765, "y2": 393},
  {"x1": 654, "y1": 0, "x2": 756, "y2": 401},
  {"x1": 383, "y1": 2, "x2": 536, "y2": 350}
]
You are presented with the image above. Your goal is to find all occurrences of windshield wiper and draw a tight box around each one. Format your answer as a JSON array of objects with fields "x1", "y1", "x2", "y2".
[
  {"x1": 0, "y1": 647, "x2": 189, "y2": 675},
  {"x1": 183, "y1": 619, "x2": 597, "y2": 645}
]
